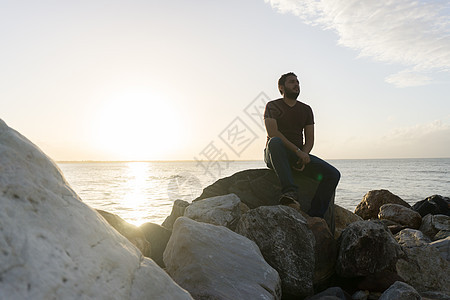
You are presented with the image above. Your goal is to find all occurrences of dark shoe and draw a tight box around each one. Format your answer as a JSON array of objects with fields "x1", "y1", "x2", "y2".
[
  {"x1": 279, "y1": 191, "x2": 297, "y2": 205},
  {"x1": 279, "y1": 192, "x2": 301, "y2": 211}
]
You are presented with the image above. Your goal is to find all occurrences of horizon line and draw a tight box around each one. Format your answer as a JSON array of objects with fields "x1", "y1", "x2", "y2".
[{"x1": 56, "y1": 157, "x2": 450, "y2": 163}]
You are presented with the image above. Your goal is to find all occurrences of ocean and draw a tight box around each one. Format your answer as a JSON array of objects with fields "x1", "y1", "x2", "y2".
[{"x1": 57, "y1": 158, "x2": 450, "y2": 226}]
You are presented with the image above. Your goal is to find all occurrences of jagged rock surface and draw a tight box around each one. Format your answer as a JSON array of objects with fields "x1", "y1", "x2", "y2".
[
  {"x1": 236, "y1": 206, "x2": 315, "y2": 298},
  {"x1": 184, "y1": 193, "x2": 241, "y2": 229},
  {"x1": 163, "y1": 217, "x2": 281, "y2": 300}
]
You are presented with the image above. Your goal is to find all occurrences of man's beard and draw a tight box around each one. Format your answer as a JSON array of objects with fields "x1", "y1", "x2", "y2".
[{"x1": 284, "y1": 90, "x2": 299, "y2": 99}]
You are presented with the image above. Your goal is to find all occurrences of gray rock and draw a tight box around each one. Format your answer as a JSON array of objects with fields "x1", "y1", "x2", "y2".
[
  {"x1": 355, "y1": 189, "x2": 410, "y2": 220},
  {"x1": 336, "y1": 220, "x2": 404, "y2": 277},
  {"x1": 334, "y1": 204, "x2": 363, "y2": 239},
  {"x1": 184, "y1": 193, "x2": 241, "y2": 229},
  {"x1": 395, "y1": 228, "x2": 431, "y2": 248},
  {"x1": 420, "y1": 214, "x2": 450, "y2": 241},
  {"x1": 420, "y1": 290, "x2": 450, "y2": 300},
  {"x1": 0, "y1": 119, "x2": 192, "y2": 300},
  {"x1": 378, "y1": 204, "x2": 422, "y2": 229},
  {"x1": 351, "y1": 290, "x2": 369, "y2": 300},
  {"x1": 306, "y1": 287, "x2": 350, "y2": 300},
  {"x1": 236, "y1": 206, "x2": 315, "y2": 298},
  {"x1": 378, "y1": 281, "x2": 421, "y2": 300},
  {"x1": 161, "y1": 199, "x2": 190, "y2": 230},
  {"x1": 164, "y1": 217, "x2": 281, "y2": 300},
  {"x1": 430, "y1": 237, "x2": 450, "y2": 262},
  {"x1": 396, "y1": 244, "x2": 450, "y2": 294}
]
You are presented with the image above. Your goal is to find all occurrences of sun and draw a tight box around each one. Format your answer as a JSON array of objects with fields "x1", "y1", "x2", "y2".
[{"x1": 92, "y1": 90, "x2": 181, "y2": 160}]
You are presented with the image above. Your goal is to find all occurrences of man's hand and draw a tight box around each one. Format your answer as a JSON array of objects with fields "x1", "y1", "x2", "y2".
[{"x1": 293, "y1": 150, "x2": 310, "y2": 171}]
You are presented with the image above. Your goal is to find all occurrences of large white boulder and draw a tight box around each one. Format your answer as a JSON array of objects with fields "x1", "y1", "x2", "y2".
[
  {"x1": 163, "y1": 217, "x2": 281, "y2": 300},
  {"x1": 0, "y1": 119, "x2": 192, "y2": 300}
]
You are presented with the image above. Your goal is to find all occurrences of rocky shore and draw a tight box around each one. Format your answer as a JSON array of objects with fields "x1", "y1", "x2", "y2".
[{"x1": 1, "y1": 119, "x2": 449, "y2": 300}]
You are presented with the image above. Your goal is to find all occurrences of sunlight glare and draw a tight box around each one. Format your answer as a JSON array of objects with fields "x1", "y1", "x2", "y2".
[{"x1": 93, "y1": 90, "x2": 180, "y2": 160}]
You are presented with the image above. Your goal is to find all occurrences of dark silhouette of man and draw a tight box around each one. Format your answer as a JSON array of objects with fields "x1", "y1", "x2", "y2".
[{"x1": 264, "y1": 72, "x2": 340, "y2": 218}]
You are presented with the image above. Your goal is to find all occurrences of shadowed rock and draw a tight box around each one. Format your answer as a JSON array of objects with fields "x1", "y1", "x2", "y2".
[
  {"x1": 420, "y1": 214, "x2": 450, "y2": 241},
  {"x1": 378, "y1": 281, "x2": 421, "y2": 300},
  {"x1": 161, "y1": 199, "x2": 190, "y2": 230},
  {"x1": 140, "y1": 222, "x2": 172, "y2": 268},
  {"x1": 97, "y1": 209, "x2": 151, "y2": 257},
  {"x1": 336, "y1": 220, "x2": 404, "y2": 277},
  {"x1": 334, "y1": 205, "x2": 363, "y2": 239},
  {"x1": 412, "y1": 195, "x2": 450, "y2": 217},
  {"x1": 236, "y1": 206, "x2": 315, "y2": 299},
  {"x1": 194, "y1": 168, "x2": 336, "y2": 234}
]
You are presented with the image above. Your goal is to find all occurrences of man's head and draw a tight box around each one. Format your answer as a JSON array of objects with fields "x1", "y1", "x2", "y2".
[{"x1": 278, "y1": 72, "x2": 300, "y2": 99}]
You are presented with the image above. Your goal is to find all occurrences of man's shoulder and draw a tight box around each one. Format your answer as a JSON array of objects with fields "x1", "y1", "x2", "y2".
[
  {"x1": 297, "y1": 100, "x2": 311, "y2": 107},
  {"x1": 266, "y1": 98, "x2": 284, "y2": 105}
]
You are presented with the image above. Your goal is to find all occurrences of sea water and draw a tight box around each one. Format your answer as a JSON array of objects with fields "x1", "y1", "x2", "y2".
[{"x1": 57, "y1": 158, "x2": 449, "y2": 226}]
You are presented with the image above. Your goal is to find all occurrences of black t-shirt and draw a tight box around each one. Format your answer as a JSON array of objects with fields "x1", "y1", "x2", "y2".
[{"x1": 263, "y1": 98, "x2": 314, "y2": 149}]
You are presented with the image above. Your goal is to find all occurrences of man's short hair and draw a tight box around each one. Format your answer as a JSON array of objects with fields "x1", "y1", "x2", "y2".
[{"x1": 278, "y1": 72, "x2": 297, "y2": 95}]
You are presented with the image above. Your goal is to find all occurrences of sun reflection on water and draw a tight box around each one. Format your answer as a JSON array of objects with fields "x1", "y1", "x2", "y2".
[{"x1": 118, "y1": 162, "x2": 162, "y2": 226}]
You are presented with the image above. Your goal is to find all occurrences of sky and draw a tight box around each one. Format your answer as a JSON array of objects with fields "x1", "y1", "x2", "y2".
[{"x1": 1, "y1": 0, "x2": 449, "y2": 161}]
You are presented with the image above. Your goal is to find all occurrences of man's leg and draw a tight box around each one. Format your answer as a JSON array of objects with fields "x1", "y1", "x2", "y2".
[
  {"x1": 301, "y1": 155, "x2": 340, "y2": 217},
  {"x1": 264, "y1": 137, "x2": 298, "y2": 195}
]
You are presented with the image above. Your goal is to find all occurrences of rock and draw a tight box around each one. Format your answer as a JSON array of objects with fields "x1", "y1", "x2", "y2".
[
  {"x1": 430, "y1": 237, "x2": 450, "y2": 262},
  {"x1": 184, "y1": 193, "x2": 241, "y2": 229},
  {"x1": 161, "y1": 199, "x2": 190, "y2": 230},
  {"x1": 395, "y1": 228, "x2": 431, "y2": 248},
  {"x1": 355, "y1": 190, "x2": 410, "y2": 220},
  {"x1": 396, "y1": 244, "x2": 450, "y2": 295},
  {"x1": 194, "y1": 168, "x2": 336, "y2": 234},
  {"x1": 434, "y1": 230, "x2": 450, "y2": 240},
  {"x1": 305, "y1": 286, "x2": 350, "y2": 300},
  {"x1": 378, "y1": 281, "x2": 421, "y2": 300},
  {"x1": 412, "y1": 195, "x2": 450, "y2": 217},
  {"x1": 139, "y1": 222, "x2": 172, "y2": 268},
  {"x1": 334, "y1": 204, "x2": 363, "y2": 239},
  {"x1": 420, "y1": 214, "x2": 450, "y2": 241},
  {"x1": 97, "y1": 209, "x2": 151, "y2": 257},
  {"x1": 356, "y1": 270, "x2": 405, "y2": 293},
  {"x1": 307, "y1": 217, "x2": 338, "y2": 287},
  {"x1": 378, "y1": 204, "x2": 422, "y2": 229},
  {"x1": 336, "y1": 220, "x2": 404, "y2": 277},
  {"x1": 0, "y1": 119, "x2": 192, "y2": 299},
  {"x1": 164, "y1": 217, "x2": 281, "y2": 300},
  {"x1": 351, "y1": 290, "x2": 369, "y2": 300},
  {"x1": 420, "y1": 291, "x2": 450, "y2": 300},
  {"x1": 235, "y1": 206, "x2": 315, "y2": 299}
]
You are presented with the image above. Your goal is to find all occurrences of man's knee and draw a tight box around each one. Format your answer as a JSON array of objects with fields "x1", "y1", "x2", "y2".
[{"x1": 267, "y1": 137, "x2": 283, "y2": 150}]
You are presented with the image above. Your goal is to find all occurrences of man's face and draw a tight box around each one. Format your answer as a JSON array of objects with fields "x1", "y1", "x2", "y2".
[{"x1": 281, "y1": 75, "x2": 300, "y2": 99}]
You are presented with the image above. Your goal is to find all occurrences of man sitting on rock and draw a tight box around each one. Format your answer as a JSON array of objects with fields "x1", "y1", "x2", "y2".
[{"x1": 264, "y1": 72, "x2": 340, "y2": 218}]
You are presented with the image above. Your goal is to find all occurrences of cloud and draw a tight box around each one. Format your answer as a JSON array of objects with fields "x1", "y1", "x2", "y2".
[
  {"x1": 385, "y1": 70, "x2": 432, "y2": 87},
  {"x1": 266, "y1": 0, "x2": 450, "y2": 87},
  {"x1": 380, "y1": 120, "x2": 450, "y2": 157}
]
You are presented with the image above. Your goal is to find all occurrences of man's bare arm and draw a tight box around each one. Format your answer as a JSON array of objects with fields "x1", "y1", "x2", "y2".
[{"x1": 302, "y1": 124, "x2": 314, "y2": 154}]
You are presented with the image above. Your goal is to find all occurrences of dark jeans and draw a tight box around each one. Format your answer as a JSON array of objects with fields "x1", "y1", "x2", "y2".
[{"x1": 264, "y1": 137, "x2": 340, "y2": 217}]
